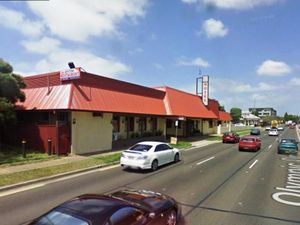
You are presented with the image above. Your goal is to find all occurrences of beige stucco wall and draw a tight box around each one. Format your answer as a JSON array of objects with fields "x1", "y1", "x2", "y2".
[
  {"x1": 71, "y1": 111, "x2": 112, "y2": 154},
  {"x1": 202, "y1": 119, "x2": 218, "y2": 135}
]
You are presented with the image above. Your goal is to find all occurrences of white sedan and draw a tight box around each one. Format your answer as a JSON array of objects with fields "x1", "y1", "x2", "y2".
[
  {"x1": 120, "y1": 141, "x2": 181, "y2": 171},
  {"x1": 268, "y1": 129, "x2": 279, "y2": 136}
]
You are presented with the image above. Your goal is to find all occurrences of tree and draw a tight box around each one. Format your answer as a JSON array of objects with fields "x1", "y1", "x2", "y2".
[
  {"x1": 283, "y1": 112, "x2": 299, "y2": 122},
  {"x1": 218, "y1": 105, "x2": 225, "y2": 112},
  {"x1": 0, "y1": 59, "x2": 26, "y2": 147},
  {"x1": 230, "y1": 107, "x2": 242, "y2": 123}
]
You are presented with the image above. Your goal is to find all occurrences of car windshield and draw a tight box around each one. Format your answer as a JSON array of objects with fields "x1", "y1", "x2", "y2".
[
  {"x1": 33, "y1": 211, "x2": 88, "y2": 225},
  {"x1": 129, "y1": 144, "x2": 152, "y2": 152},
  {"x1": 281, "y1": 139, "x2": 296, "y2": 143}
]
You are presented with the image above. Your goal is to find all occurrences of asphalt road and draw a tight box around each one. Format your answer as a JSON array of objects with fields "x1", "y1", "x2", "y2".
[{"x1": 0, "y1": 128, "x2": 299, "y2": 225}]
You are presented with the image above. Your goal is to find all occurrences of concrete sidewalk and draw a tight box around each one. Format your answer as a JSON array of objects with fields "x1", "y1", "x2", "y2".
[{"x1": 0, "y1": 138, "x2": 221, "y2": 176}]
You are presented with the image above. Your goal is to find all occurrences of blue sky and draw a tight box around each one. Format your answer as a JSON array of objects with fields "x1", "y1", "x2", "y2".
[{"x1": 0, "y1": 0, "x2": 299, "y2": 116}]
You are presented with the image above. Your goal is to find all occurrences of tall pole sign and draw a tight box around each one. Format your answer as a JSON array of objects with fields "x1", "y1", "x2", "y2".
[
  {"x1": 196, "y1": 73, "x2": 209, "y2": 106},
  {"x1": 202, "y1": 75, "x2": 209, "y2": 106}
]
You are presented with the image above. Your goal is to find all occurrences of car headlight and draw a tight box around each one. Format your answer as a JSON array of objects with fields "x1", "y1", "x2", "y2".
[
  {"x1": 137, "y1": 155, "x2": 148, "y2": 160},
  {"x1": 121, "y1": 153, "x2": 125, "y2": 158}
]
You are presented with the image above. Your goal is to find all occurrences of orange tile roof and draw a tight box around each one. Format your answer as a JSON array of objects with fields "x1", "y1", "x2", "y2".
[
  {"x1": 18, "y1": 72, "x2": 221, "y2": 119},
  {"x1": 18, "y1": 72, "x2": 166, "y2": 115},
  {"x1": 16, "y1": 84, "x2": 71, "y2": 110},
  {"x1": 155, "y1": 86, "x2": 218, "y2": 119},
  {"x1": 219, "y1": 111, "x2": 232, "y2": 121}
]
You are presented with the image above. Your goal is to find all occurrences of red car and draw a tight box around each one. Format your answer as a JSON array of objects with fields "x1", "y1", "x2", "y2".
[
  {"x1": 222, "y1": 132, "x2": 240, "y2": 143},
  {"x1": 239, "y1": 136, "x2": 261, "y2": 152}
]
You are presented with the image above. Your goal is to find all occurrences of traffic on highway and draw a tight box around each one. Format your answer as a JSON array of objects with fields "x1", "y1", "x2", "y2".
[{"x1": 0, "y1": 124, "x2": 299, "y2": 225}]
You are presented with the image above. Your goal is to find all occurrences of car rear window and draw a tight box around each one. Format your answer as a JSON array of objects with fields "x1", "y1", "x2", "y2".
[
  {"x1": 241, "y1": 138, "x2": 254, "y2": 142},
  {"x1": 129, "y1": 144, "x2": 152, "y2": 152}
]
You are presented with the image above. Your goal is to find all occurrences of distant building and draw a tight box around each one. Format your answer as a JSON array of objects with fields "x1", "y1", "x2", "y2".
[
  {"x1": 249, "y1": 107, "x2": 277, "y2": 117},
  {"x1": 241, "y1": 111, "x2": 260, "y2": 125}
]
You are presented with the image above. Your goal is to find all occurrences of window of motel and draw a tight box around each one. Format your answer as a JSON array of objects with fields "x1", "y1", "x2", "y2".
[
  {"x1": 112, "y1": 115, "x2": 120, "y2": 132},
  {"x1": 152, "y1": 117, "x2": 157, "y2": 131},
  {"x1": 125, "y1": 117, "x2": 134, "y2": 132},
  {"x1": 166, "y1": 119, "x2": 172, "y2": 128},
  {"x1": 139, "y1": 117, "x2": 147, "y2": 133},
  {"x1": 178, "y1": 120, "x2": 182, "y2": 129},
  {"x1": 209, "y1": 120, "x2": 213, "y2": 128}
]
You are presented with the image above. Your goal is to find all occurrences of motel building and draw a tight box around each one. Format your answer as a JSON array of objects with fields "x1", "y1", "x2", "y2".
[{"x1": 8, "y1": 67, "x2": 231, "y2": 155}]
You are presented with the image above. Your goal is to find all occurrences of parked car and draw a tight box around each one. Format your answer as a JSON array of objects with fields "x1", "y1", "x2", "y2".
[
  {"x1": 120, "y1": 141, "x2": 180, "y2": 171},
  {"x1": 27, "y1": 189, "x2": 181, "y2": 225},
  {"x1": 250, "y1": 128, "x2": 260, "y2": 135},
  {"x1": 265, "y1": 126, "x2": 271, "y2": 131},
  {"x1": 222, "y1": 132, "x2": 240, "y2": 143},
  {"x1": 239, "y1": 136, "x2": 261, "y2": 152},
  {"x1": 278, "y1": 138, "x2": 298, "y2": 155},
  {"x1": 268, "y1": 129, "x2": 279, "y2": 136}
]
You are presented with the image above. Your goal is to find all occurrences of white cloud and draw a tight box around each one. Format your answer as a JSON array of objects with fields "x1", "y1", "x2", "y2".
[
  {"x1": 203, "y1": 0, "x2": 280, "y2": 10},
  {"x1": 182, "y1": 0, "x2": 281, "y2": 10},
  {"x1": 0, "y1": 5, "x2": 44, "y2": 37},
  {"x1": 289, "y1": 77, "x2": 300, "y2": 86},
  {"x1": 27, "y1": 0, "x2": 148, "y2": 42},
  {"x1": 257, "y1": 60, "x2": 292, "y2": 76},
  {"x1": 202, "y1": 18, "x2": 228, "y2": 38},
  {"x1": 257, "y1": 82, "x2": 280, "y2": 91},
  {"x1": 153, "y1": 63, "x2": 164, "y2": 70},
  {"x1": 177, "y1": 57, "x2": 211, "y2": 68},
  {"x1": 21, "y1": 37, "x2": 61, "y2": 54},
  {"x1": 128, "y1": 48, "x2": 143, "y2": 55},
  {"x1": 181, "y1": 0, "x2": 198, "y2": 4},
  {"x1": 212, "y1": 79, "x2": 281, "y2": 93},
  {"x1": 19, "y1": 38, "x2": 131, "y2": 77}
]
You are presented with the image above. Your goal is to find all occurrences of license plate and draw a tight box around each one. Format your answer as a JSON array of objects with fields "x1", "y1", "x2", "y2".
[{"x1": 127, "y1": 156, "x2": 134, "y2": 159}]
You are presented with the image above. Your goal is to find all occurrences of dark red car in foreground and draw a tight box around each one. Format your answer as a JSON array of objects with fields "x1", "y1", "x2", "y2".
[
  {"x1": 27, "y1": 189, "x2": 181, "y2": 225},
  {"x1": 222, "y1": 132, "x2": 240, "y2": 143},
  {"x1": 239, "y1": 136, "x2": 261, "y2": 152}
]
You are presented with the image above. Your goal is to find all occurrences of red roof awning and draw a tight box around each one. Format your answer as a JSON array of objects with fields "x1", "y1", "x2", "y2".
[
  {"x1": 16, "y1": 84, "x2": 71, "y2": 110},
  {"x1": 155, "y1": 86, "x2": 218, "y2": 119},
  {"x1": 219, "y1": 112, "x2": 232, "y2": 121}
]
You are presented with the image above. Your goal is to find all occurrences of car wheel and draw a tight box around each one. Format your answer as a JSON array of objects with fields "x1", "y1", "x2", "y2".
[
  {"x1": 174, "y1": 153, "x2": 180, "y2": 163},
  {"x1": 166, "y1": 210, "x2": 177, "y2": 225},
  {"x1": 151, "y1": 160, "x2": 158, "y2": 171}
]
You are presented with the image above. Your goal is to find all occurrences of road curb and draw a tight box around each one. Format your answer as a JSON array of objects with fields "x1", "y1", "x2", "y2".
[
  {"x1": 0, "y1": 161, "x2": 120, "y2": 193},
  {"x1": 0, "y1": 140, "x2": 221, "y2": 193}
]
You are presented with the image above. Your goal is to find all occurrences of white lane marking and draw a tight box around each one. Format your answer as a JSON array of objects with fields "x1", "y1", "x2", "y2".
[
  {"x1": 196, "y1": 156, "x2": 215, "y2": 165},
  {"x1": 268, "y1": 144, "x2": 272, "y2": 150},
  {"x1": 249, "y1": 159, "x2": 258, "y2": 169},
  {"x1": 0, "y1": 183, "x2": 45, "y2": 197}
]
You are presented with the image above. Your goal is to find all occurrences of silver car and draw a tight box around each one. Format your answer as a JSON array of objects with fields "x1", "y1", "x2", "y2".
[{"x1": 120, "y1": 141, "x2": 181, "y2": 171}]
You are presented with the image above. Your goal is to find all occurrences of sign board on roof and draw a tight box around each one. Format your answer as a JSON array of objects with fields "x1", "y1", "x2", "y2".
[
  {"x1": 60, "y1": 68, "x2": 81, "y2": 81},
  {"x1": 202, "y1": 75, "x2": 209, "y2": 106}
]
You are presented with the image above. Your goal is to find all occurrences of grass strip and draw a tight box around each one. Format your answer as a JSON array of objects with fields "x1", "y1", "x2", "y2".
[
  {"x1": 206, "y1": 136, "x2": 222, "y2": 141},
  {"x1": 0, "y1": 153, "x2": 121, "y2": 187},
  {"x1": 170, "y1": 141, "x2": 192, "y2": 149}
]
